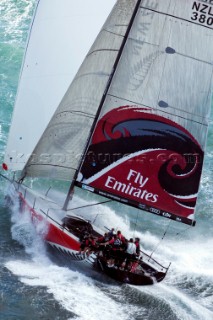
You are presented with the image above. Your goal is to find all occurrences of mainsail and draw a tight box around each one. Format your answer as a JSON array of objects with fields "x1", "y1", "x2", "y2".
[{"x1": 18, "y1": 0, "x2": 212, "y2": 225}]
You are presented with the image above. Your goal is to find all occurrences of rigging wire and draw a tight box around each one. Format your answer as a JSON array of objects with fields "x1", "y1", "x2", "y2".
[
  {"x1": 174, "y1": 224, "x2": 193, "y2": 237},
  {"x1": 149, "y1": 219, "x2": 172, "y2": 259},
  {"x1": 133, "y1": 209, "x2": 139, "y2": 237},
  {"x1": 149, "y1": 220, "x2": 194, "y2": 260},
  {"x1": 67, "y1": 199, "x2": 112, "y2": 211}
]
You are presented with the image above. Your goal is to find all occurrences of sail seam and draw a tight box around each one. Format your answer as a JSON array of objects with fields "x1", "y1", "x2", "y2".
[
  {"x1": 106, "y1": 94, "x2": 209, "y2": 125},
  {"x1": 86, "y1": 28, "x2": 126, "y2": 58},
  {"x1": 128, "y1": 36, "x2": 212, "y2": 66},
  {"x1": 26, "y1": 163, "x2": 77, "y2": 170},
  {"x1": 86, "y1": 27, "x2": 129, "y2": 58},
  {"x1": 176, "y1": 52, "x2": 212, "y2": 66},
  {"x1": 102, "y1": 28, "x2": 126, "y2": 37},
  {"x1": 140, "y1": 6, "x2": 213, "y2": 30},
  {"x1": 56, "y1": 111, "x2": 95, "y2": 119},
  {"x1": 73, "y1": 72, "x2": 111, "y2": 82},
  {"x1": 87, "y1": 48, "x2": 119, "y2": 57}
]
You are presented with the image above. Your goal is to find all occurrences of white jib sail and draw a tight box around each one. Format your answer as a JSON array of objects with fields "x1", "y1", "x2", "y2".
[
  {"x1": 4, "y1": 0, "x2": 116, "y2": 172},
  {"x1": 23, "y1": 0, "x2": 136, "y2": 182}
]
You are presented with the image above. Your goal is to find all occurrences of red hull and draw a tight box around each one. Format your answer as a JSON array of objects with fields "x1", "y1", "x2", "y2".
[{"x1": 19, "y1": 192, "x2": 80, "y2": 252}]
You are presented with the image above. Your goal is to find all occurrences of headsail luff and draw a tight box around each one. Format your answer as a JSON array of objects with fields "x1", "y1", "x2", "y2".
[
  {"x1": 75, "y1": 0, "x2": 213, "y2": 225},
  {"x1": 22, "y1": 0, "x2": 137, "y2": 181}
]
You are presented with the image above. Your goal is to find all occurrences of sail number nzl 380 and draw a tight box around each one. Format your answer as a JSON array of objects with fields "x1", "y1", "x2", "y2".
[{"x1": 191, "y1": 1, "x2": 213, "y2": 26}]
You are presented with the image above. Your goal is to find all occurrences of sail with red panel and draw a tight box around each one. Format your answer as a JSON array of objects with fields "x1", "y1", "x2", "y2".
[
  {"x1": 75, "y1": 0, "x2": 213, "y2": 226},
  {"x1": 3, "y1": 0, "x2": 212, "y2": 286},
  {"x1": 14, "y1": 0, "x2": 213, "y2": 227}
]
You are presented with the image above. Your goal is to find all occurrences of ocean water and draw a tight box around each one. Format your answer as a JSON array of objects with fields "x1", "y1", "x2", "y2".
[{"x1": 0, "y1": 1, "x2": 213, "y2": 320}]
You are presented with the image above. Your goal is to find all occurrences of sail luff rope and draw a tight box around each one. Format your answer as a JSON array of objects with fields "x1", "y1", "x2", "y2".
[{"x1": 62, "y1": 0, "x2": 142, "y2": 210}]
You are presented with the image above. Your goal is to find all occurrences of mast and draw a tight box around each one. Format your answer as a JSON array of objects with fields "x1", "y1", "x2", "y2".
[
  {"x1": 74, "y1": 0, "x2": 213, "y2": 225},
  {"x1": 63, "y1": 0, "x2": 142, "y2": 210},
  {"x1": 13, "y1": 0, "x2": 212, "y2": 225}
]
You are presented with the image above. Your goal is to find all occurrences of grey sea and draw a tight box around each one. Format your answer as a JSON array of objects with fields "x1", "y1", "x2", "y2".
[{"x1": 0, "y1": 1, "x2": 213, "y2": 319}]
